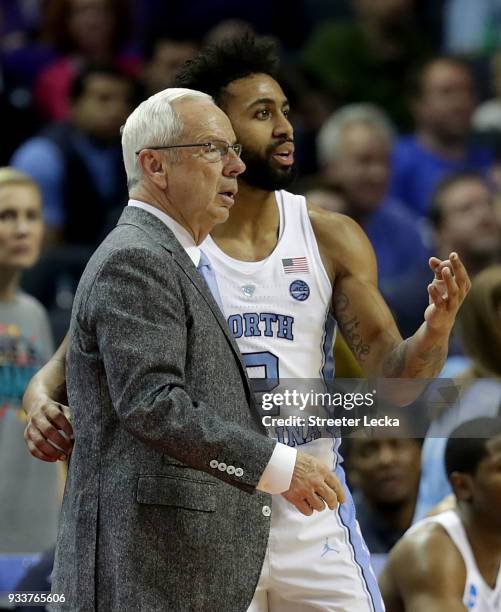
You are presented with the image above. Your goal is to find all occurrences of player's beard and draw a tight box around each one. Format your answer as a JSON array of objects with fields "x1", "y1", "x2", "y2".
[{"x1": 240, "y1": 142, "x2": 297, "y2": 192}]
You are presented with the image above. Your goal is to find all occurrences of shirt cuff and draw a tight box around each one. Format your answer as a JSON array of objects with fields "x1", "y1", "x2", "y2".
[{"x1": 256, "y1": 443, "x2": 297, "y2": 494}]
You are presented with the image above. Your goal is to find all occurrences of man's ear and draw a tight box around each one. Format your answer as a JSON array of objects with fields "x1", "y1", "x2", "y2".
[
  {"x1": 138, "y1": 150, "x2": 168, "y2": 189},
  {"x1": 450, "y1": 471, "x2": 474, "y2": 503}
]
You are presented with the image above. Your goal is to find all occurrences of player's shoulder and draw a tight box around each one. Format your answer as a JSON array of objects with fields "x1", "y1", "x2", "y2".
[
  {"x1": 306, "y1": 201, "x2": 367, "y2": 248},
  {"x1": 305, "y1": 200, "x2": 376, "y2": 279},
  {"x1": 388, "y1": 519, "x2": 466, "y2": 590}
]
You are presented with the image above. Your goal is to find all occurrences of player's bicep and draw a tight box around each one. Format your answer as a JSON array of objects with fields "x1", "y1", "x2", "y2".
[
  {"x1": 310, "y1": 209, "x2": 402, "y2": 374},
  {"x1": 389, "y1": 528, "x2": 466, "y2": 612}
]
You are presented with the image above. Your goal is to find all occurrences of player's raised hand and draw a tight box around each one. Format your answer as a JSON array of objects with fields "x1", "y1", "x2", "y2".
[
  {"x1": 24, "y1": 397, "x2": 74, "y2": 462},
  {"x1": 424, "y1": 252, "x2": 471, "y2": 331},
  {"x1": 281, "y1": 452, "x2": 346, "y2": 516}
]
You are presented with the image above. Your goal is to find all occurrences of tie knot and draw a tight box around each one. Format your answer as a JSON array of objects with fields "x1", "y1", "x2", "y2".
[{"x1": 197, "y1": 250, "x2": 211, "y2": 271}]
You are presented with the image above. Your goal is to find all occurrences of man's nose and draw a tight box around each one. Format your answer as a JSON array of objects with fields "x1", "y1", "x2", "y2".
[
  {"x1": 224, "y1": 154, "x2": 246, "y2": 177},
  {"x1": 273, "y1": 114, "x2": 294, "y2": 140},
  {"x1": 15, "y1": 216, "x2": 30, "y2": 235}
]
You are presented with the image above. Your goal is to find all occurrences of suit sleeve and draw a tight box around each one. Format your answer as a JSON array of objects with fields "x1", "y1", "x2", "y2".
[{"x1": 80, "y1": 246, "x2": 276, "y2": 493}]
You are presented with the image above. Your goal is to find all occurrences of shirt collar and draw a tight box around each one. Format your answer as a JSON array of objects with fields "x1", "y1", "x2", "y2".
[{"x1": 128, "y1": 199, "x2": 201, "y2": 267}]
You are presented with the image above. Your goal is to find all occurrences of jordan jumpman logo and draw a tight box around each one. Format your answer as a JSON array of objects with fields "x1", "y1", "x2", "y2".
[{"x1": 321, "y1": 537, "x2": 339, "y2": 557}]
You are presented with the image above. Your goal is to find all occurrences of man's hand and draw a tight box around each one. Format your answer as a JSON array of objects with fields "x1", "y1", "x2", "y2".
[
  {"x1": 23, "y1": 397, "x2": 74, "y2": 462},
  {"x1": 425, "y1": 252, "x2": 471, "y2": 331},
  {"x1": 281, "y1": 452, "x2": 346, "y2": 516}
]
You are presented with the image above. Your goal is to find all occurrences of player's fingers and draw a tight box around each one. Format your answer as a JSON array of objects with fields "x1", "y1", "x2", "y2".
[
  {"x1": 449, "y1": 252, "x2": 471, "y2": 295},
  {"x1": 25, "y1": 425, "x2": 67, "y2": 460},
  {"x1": 43, "y1": 403, "x2": 74, "y2": 439},
  {"x1": 324, "y1": 472, "x2": 346, "y2": 504},
  {"x1": 32, "y1": 414, "x2": 73, "y2": 453},
  {"x1": 441, "y1": 266, "x2": 459, "y2": 302},
  {"x1": 428, "y1": 283, "x2": 445, "y2": 308},
  {"x1": 429, "y1": 257, "x2": 444, "y2": 278},
  {"x1": 25, "y1": 436, "x2": 59, "y2": 462}
]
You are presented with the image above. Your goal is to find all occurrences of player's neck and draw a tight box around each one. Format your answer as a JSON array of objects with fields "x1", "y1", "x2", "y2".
[
  {"x1": 461, "y1": 508, "x2": 501, "y2": 587},
  {"x1": 211, "y1": 181, "x2": 279, "y2": 242}
]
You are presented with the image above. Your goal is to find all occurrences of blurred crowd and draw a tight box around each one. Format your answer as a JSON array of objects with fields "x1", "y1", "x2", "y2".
[
  {"x1": 1, "y1": 0, "x2": 501, "y2": 342},
  {"x1": 1, "y1": 0, "x2": 501, "y2": 608}
]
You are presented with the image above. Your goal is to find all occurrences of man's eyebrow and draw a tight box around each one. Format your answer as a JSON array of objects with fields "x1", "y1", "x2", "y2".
[
  {"x1": 247, "y1": 97, "x2": 290, "y2": 109},
  {"x1": 191, "y1": 133, "x2": 237, "y2": 143}
]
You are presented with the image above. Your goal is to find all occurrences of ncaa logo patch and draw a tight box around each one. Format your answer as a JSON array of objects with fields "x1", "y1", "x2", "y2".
[
  {"x1": 466, "y1": 584, "x2": 477, "y2": 609},
  {"x1": 289, "y1": 279, "x2": 310, "y2": 301}
]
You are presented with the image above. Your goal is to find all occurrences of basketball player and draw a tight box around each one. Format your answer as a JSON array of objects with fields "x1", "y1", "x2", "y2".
[
  {"x1": 379, "y1": 417, "x2": 501, "y2": 611},
  {"x1": 23, "y1": 37, "x2": 470, "y2": 611}
]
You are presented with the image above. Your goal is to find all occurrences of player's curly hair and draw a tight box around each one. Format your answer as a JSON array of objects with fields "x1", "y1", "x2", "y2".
[{"x1": 174, "y1": 34, "x2": 280, "y2": 105}]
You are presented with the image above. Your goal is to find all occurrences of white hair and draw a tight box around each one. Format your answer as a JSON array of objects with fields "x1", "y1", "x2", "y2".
[
  {"x1": 121, "y1": 87, "x2": 213, "y2": 189},
  {"x1": 316, "y1": 103, "x2": 395, "y2": 165}
]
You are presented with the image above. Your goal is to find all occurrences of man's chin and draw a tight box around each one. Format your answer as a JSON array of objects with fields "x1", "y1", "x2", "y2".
[
  {"x1": 215, "y1": 207, "x2": 231, "y2": 223},
  {"x1": 240, "y1": 156, "x2": 297, "y2": 191}
]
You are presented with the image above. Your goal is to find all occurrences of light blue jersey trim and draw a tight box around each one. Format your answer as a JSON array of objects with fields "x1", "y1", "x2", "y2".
[
  {"x1": 334, "y1": 455, "x2": 384, "y2": 612},
  {"x1": 320, "y1": 309, "x2": 337, "y2": 383}
]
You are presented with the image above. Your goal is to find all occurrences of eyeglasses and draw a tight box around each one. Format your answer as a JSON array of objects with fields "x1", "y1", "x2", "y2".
[{"x1": 135, "y1": 140, "x2": 243, "y2": 162}]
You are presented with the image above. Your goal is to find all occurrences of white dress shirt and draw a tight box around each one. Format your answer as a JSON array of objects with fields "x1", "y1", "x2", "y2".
[{"x1": 128, "y1": 200, "x2": 296, "y2": 494}]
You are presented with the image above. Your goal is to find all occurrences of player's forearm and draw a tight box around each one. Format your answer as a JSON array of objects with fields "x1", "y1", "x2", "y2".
[
  {"x1": 23, "y1": 333, "x2": 69, "y2": 415},
  {"x1": 381, "y1": 322, "x2": 449, "y2": 380}
]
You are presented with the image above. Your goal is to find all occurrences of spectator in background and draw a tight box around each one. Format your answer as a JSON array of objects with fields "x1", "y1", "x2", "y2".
[
  {"x1": 12, "y1": 64, "x2": 132, "y2": 246},
  {"x1": 386, "y1": 170, "x2": 501, "y2": 341},
  {"x1": 345, "y1": 433, "x2": 422, "y2": 554},
  {"x1": 429, "y1": 172, "x2": 501, "y2": 279},
  {"x1": 317, "y1": 104, "x2": 430, "y2": 304},
  {"x1": 300, "y1": 180, "x2": 347, "y2": 215},
  {"x1": 139, "y1": 32, "x2": 198, "y2": 98},
  {"x1": 34, "y1": 0, "x2": 138, "y2": 121},
  {"x1": 414, "y1": 265, "x2": 501, "y2": 521},
  {"x1": 301, "y1": 0, "x2": 432, "y2": 131},
  {"x1": 473, "y1": 51, "x2": 501, "y2": 139},
  {"x1": 0, "y1": 58, "x2": 42, "y2": 166},
  {"x1": 390, "y1": 57, "x2": 494, "y2": 217},
  {"x1": 0, "y1": 168, "x2": 58, "y2": 557}
]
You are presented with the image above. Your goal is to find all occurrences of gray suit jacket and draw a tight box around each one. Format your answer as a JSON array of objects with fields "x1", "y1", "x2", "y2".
[{"x1": 51, "y1": 206, "x2": 276, "y2": 611}]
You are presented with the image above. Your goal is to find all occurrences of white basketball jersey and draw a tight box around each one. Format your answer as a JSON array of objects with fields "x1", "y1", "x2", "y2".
[
  {"x1": 203, "y1": 190, "x2": 337, "y2": 456},
  {"x1": 204, "y1": 190, "x2": 384, "y2": 612},
  {"x1": 421, "y1": 510, "x2": 501, "y2": 611}
]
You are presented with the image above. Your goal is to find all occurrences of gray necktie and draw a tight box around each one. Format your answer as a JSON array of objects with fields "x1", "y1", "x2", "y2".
[{"x1": 197, "y1": 250, "x2": 224, "y2": 313}]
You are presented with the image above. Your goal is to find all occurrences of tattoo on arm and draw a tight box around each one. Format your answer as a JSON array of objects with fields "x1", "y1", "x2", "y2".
[
  {"x1": 333, "y1": 293, "x2": 371, "y2": 362},
  {"x1": 383, "y1": 342, "x2": 445, "y2": 378},
  {"x1": 382, "y1": 339, "x2": 409, "y2": 377},
  {"x1": 415, "y1": 345, "x2": 445, "y2": 373}
]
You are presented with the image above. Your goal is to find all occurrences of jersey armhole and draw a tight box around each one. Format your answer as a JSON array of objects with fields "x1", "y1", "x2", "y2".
[{"x1": 297, "y1": 194, "x2": 332, "y2": 305}]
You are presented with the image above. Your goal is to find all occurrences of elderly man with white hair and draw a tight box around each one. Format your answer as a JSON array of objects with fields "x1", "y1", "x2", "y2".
[{"x1": 49, "y1": 88, "x2": 344, "y2": 612}]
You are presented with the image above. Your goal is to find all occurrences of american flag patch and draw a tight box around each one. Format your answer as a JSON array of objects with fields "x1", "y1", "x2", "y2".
[{"x1": 282, "y1": 257, "x2": 309, "y2": 274}]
